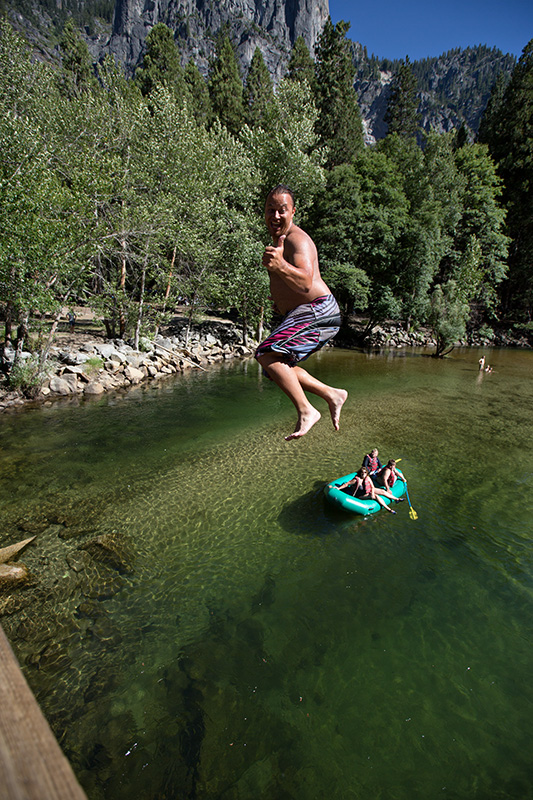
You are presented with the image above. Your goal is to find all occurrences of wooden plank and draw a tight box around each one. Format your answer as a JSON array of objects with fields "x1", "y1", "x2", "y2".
[{"x1": 0, "y1": 624, "x2": 87, "y2": 800}]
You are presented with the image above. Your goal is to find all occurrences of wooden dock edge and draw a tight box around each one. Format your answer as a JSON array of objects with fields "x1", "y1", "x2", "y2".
[{"x1": 0, "y1": 624, "x2": 87, "y2": 800}]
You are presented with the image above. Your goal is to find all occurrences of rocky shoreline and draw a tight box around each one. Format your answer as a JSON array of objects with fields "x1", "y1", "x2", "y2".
[
  {"x1": 0, "y1": 315, "x2": 258, "y2": 413},
  {"x1": 337, "y1": 318, "x2": 533, "y2": 351},
  {"x1": 1, "y1": 314, "x2": 531, "y2": 414}
]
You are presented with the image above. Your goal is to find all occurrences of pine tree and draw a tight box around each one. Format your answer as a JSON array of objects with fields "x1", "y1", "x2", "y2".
[
  {"x1": 384, "y1": 56, "x2": 420, "y2": 139},
  {"x1": 476, "y1": 72, "x2": 508, "y2": 144},
  {"x1": 208, "y1": 32, "x2": 245, "y2": 136},
  {"x1": 244, "y1": 47, "x2": 274, "y2": 128},
  {"x1": 313, "y1": 17, "x2": 364, "y2": 167},
  {"x1": 286, "y1": 36, "x2": 315, "y2": 88},
  {"x1": 134, "y1": 23, "x2": 186, "y2": 100},
  {"x1": 58, "y1": 18, "x2": 94, "y2": 98},
  {"x1": 478, "y1": 39, "x2": 533, "y2": 316},
  {"x1": 184, "y1": 59, "x2": 212, "y2": 126}
]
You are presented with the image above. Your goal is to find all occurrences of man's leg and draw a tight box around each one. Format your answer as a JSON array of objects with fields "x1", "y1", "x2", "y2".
[
  {"x1": 293, "y1": 365, "x2": 348, "y2": 431},
  {"x1": 257, "y1": 353, "x2": 321, "y2": 440}
]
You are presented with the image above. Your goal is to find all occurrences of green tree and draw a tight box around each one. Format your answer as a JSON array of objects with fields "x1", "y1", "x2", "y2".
[
  {"x1": 286, "y1": 35, "x2": 315, "y2": 88},
  {"x1": 241, "y1": 78, "x2": 325, "y2": 211},
  {"x1": 244, "y1": 47, "x2": 274, "y2": 128},
  {"x1": 134, "y1": 23, "x2": 186, "y2": 100},
  {"x1": 429, "y1": 280, "x2": 470, "y2": 357},
  {"x1": 184, "y1": 59, "x2": 211, "y2": 126},
  {"x1": 478, "y1": 39, "x2": 533, "y2": 318},
  {"x1": 384, "y1": 56, "x2": 420, "y2": 138},
  {"x1": 313, "y1": 17, "x2": 364, "y2": 167},
  {"x1": 58, "y1": 18, "x2": 94, "y2": 98},
  {"x1": 452, "y1": 142, "x2": 508, "y2": 313},
  {"x1": 476, "y1": 72, "x2": 509, "y2": 145},
  {"x1": 375, "y1": 135, "x2": 442, "y2": 327},
  {"x1": 0, "y1": 21, "x2": 92, "y2": 383},
  {"x1": 208, "y1": 32, "x2": 245, "y2": 136}
]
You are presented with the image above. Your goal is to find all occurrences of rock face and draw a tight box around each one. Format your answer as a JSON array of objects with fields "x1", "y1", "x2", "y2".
[
  {"x1": 105, "y1": 0, "x2": 329, "y2": 80},
  {"x1": 352, "y1": 44, "x2": 516, "y2": 144}
]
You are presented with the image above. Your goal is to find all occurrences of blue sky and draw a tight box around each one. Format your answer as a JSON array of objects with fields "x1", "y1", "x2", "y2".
[{"x1": 328, "y1": 0, "x2": 532, "y2": 61}]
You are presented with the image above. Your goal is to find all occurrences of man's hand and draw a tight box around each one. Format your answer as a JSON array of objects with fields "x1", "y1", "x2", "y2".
[{"x1": 262, "y1": 234, "x2": 286, "y2": 272}]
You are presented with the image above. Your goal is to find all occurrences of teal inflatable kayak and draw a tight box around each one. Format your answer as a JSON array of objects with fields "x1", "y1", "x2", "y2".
[{"x1": 324, "y1": 472, "x2": 406, "y2": 516}]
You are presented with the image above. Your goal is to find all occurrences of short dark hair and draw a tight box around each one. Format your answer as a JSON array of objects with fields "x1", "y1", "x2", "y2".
[{"x1": 267, "y1": 184, "x2": 295, "y2": 206}]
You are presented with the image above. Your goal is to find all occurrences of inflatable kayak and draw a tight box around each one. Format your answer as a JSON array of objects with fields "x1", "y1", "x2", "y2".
[{"x1": 324, "y1": 472, "x2": 406, "y2": 516}]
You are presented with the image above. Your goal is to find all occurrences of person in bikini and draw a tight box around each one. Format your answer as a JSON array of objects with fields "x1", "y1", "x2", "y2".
[
  {"x1": 255, "y1": 185, "x2": 347, "y2": 440},
  {"x1": 337, "y1": 467, "x2": 396, "y2": 514}
]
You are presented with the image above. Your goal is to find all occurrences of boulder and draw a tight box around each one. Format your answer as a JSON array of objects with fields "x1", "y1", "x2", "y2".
[
  {"x1": 93, "y1": 343, "x2": 127, "y2": 362},
  {"x1": 80, "y1": 532, "x2": 134, "y2": 574},
  {"x1": 84, "y1": 382, "x2": 105, "y2": 395},
  {"x1": 0, "y1": 563, "x2": 30, "y2": 591},
  {"x1": 123, "y1": 365, "x2": 144, "y2": 384},
  {"x1": 49, "y1": 376, "x2": 75, "y2": 395},
  {"x1": 0, "y1": 537, "x2": 35, "y2": 564}
]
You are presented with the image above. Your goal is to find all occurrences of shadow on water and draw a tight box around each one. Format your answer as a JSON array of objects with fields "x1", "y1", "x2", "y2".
[{"x1": 277, "y1": 480, "x2": 372, "y2": 541}]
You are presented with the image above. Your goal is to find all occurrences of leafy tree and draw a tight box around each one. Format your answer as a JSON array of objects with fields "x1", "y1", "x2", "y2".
[
  {"x1": 384, "y1": 56, "x2": 420, "y2": 139},
  {"x1": 286, "y1": 36, "x2": 315, "y2": 88},
  {"x1": 241, "y1": 78, "x2": 326, "y2": 211},
  {"x1": 374, "y1": 135, "x2": 442, "y2": 327},
  {"x1": 244, "y1": 47, "x2": 274, "y2": 128},
  {"x1": 134, "y1": 23, "x2": 186, "y2": 100},
  {"x1": 429, "y1": 280, "x2": 470, "y2": 356},
  {"x1": 0, "y1": 21, "x2": 91, "y2": 382},
  {"x1": 321, "y1": 262, "x2": 370, "y2": 315},
  {"x1": 313, "y1": 17, "x2": 364, "y2": 167},
  {"x1": 184, "y1": 59, "x2": 211, "y2": 126},
  {"x1": 208, "y1": 32, "x2": 245, "y2": 136},
  {"x1": 308, "y1": 155, "x2": 408, "y2": 325},
  {"x1": 452, "y1": 142, "x2": 508, "y2": 312}
]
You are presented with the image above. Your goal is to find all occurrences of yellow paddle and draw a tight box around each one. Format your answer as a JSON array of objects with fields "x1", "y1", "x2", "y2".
[
  {"x1": 394, "y1": 459, "x2": 418, "y2": 520},
  {"x1": 403, "y1": 481, "x2": 418, "y2": 520}
]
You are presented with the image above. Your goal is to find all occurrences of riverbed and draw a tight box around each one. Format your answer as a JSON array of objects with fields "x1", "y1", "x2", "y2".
[{"x1": 1, "y1": 346, "x2": 532, "y2": 799}]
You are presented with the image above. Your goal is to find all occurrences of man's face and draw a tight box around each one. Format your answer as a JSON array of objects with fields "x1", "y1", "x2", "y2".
[{"x1": 265, "y1": 192, "x2": 295, "y2": 241}]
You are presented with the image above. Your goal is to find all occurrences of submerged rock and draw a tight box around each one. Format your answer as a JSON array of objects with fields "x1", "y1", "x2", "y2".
[
  {"x1": 0, "y1": 562, "x2": 31, "y2": 591},
  {"x1": 0, "y1": 536, "x2": 35, "y2": 564},
  {"x1": 80, "y1": 531, "x2": 134, "y2": 575}
]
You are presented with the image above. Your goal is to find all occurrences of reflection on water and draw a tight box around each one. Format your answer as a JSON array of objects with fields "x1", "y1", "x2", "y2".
[{"x1": 1, "y1": 346, "x2": 533, "y2": 799}]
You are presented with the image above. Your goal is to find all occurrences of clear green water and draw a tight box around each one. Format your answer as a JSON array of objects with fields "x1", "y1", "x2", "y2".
[{"x1": 1, "y1": 347, "x2": 533, "y2": 799}]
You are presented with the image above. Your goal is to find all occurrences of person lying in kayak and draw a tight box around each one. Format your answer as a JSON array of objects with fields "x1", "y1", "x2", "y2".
[{"x1": 338, "y1": 467, "x2": 397, "y2": 514}]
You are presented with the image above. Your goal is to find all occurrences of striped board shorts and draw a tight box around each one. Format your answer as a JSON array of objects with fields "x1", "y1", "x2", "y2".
[{"x1": 255, "y1": 295, "x2": 341, "y2": 366}]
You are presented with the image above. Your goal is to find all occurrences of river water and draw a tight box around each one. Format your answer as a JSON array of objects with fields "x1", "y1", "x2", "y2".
[{"x1": 1, "y1": 346, "x2": 532, "y2": 799}]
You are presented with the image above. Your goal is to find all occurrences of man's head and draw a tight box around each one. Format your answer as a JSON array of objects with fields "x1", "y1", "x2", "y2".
[{"x1": 265, "y1": 185, "x2": 296, "y2": 242}]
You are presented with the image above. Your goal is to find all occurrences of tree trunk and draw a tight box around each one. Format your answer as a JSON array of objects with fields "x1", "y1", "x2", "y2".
[
  {"x1": 14, "y1": 315, "x2": 29, "y2": 362},
  {"x1": 119, "y1": 233, "x2": 127, "y2": 338},
  {"x1": 241, "y1": 295, "x2": 248, "y2": 346},
  {"x1": 256, "y1": 305, "x2": 264, "y2": 343},
  {"x1": 39, "y1": 297, "x2": 71, "y2": 370},
  {"x1": 134, "y1": 247, "x2": 150, "y2": 351},
  {"x1": 4, "y1": 301, "x2": 13, "y2": 344},
  {"x1": 164, "y1": 245, "x2": 176, "y2": 302}
]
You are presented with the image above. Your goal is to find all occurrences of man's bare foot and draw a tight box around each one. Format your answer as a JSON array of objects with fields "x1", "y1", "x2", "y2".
[
  {"x1": 285, "y1": 407, "x2": 321, "y2": 440},
  {"x1": 328, "y1": 389, "x2": 348, "y2": 431}
]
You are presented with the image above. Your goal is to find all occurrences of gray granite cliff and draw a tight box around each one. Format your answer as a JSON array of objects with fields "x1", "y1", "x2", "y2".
[{"x1": 105, "y1": 0, "x2": 329, "y2": 81}]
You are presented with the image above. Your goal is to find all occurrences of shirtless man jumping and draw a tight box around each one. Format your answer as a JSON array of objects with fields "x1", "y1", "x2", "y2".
[{"x1": 255, "y1": 185, "x2": 347, "y2": 440}]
